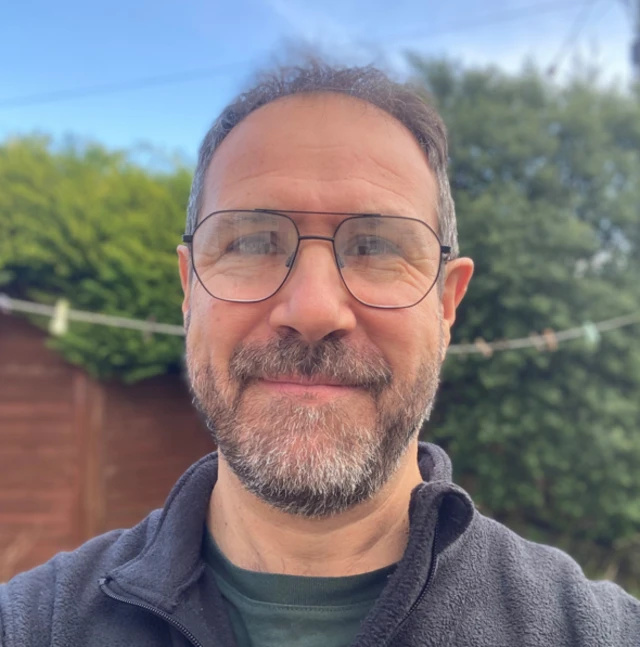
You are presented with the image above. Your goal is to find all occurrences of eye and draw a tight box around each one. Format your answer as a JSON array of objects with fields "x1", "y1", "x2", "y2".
[
  {"x1": 344, "y1": 235, "x2": 402, "y2": 257},
  {"x1": 226, "y1": 231, "x2": 283, "y2": 255}
]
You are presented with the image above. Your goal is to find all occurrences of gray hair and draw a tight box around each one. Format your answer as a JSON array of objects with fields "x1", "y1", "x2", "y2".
[{"x1": 186, "y1": 60, "x2": 459, "y2": 258}]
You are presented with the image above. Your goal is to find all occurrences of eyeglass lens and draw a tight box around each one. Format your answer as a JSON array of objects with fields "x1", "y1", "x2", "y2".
[{"x1": 191, "y1": 211, "x2": 442, "y2": 307}]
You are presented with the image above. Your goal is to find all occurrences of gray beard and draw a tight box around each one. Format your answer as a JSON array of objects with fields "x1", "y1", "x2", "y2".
[{"x1": 186, "y1": 324, "x2": 445, "y2": 518}]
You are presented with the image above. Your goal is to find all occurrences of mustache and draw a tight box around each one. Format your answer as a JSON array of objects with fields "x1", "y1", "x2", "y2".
[{"x1": 228, "y1": 333, "x2": 393, "y2": 397}]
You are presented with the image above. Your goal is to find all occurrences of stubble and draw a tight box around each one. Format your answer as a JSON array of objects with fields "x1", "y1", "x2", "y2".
[{"x1": 186, "y1": 325, "x2": 445, "y2": 518}]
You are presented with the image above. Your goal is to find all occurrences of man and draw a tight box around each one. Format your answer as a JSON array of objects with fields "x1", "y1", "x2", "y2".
[{"x1": 1, "y1": 60, "x2": 639, "y2": 647}]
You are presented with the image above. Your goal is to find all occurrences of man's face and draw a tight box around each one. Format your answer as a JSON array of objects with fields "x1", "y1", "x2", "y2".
[{"x1": 178, "y1": 93, "x2": 472, "y2": 517}]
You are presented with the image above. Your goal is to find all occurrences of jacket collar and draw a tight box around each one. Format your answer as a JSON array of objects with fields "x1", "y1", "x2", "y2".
[
  {"x1": 108, "y1": 442, "x2": 474, "y2": 630},
  {"x1": 108, "y1": 451, "x2": 219, "y2": 611}
]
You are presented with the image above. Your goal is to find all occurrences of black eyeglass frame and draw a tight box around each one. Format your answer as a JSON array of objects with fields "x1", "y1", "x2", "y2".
[{"x1": 182, "y1": 209, "x2": 452, "y2": 310}]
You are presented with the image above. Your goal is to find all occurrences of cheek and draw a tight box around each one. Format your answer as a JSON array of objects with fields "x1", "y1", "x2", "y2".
[
  {"x1": 366, "y1": 303, "x2": 443, "y2": 381},
  {"x1": 187, "y1": 292, "x2": 270, "y2": 368}
]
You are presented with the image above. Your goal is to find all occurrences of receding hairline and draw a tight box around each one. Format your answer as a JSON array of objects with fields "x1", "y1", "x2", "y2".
[
  {"x1": 198, "y1": 90, "x2": 438, "y2": 222},
  {"x1": 186, "y1": 60, "x2": 459, "y2": 259}
]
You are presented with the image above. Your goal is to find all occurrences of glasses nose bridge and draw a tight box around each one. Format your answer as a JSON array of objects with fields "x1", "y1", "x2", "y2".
[
  {"x1": 297, "y1": 234, "x2": 336, "y2": 244},
  {"x1": 287, "y1": 234, "x2": 341, "y2": 270}
]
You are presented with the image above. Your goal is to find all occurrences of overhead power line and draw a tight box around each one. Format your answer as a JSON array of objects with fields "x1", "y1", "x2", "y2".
[
  {"x1": 1, "y1": 294, "x2": 638, "y2": 357},
  {"x1": 0, "y1": 60, "x2": 253, "y2": 110},
  {"x1": 547, "y1": 0, "x2": 599, "y2": 77},
  {"x1": 380, "y1": 0, "x2": 587, "y2": 46},
  {"x1": 0, "y1": 0, "x2": 587, "y2": 110}
]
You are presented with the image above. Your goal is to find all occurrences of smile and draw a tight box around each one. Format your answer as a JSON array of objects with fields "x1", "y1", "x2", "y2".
[{"x1": 258, "y1": 378, "x2": 360, "y2": 398}]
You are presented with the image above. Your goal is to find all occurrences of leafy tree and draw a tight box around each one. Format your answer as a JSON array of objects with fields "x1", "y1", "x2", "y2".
[
  {"x1": 0, "y1": 137, "x2": 190, "y2": 382},
  {"x1": 412, "y1": 60, "x2": 640, "y2": 591}
]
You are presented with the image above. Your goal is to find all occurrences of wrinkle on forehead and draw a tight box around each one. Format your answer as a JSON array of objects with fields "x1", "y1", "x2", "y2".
[
  {"x1": 208, "y1": 174, "x2": 436, "y2": 223},
  {"x1": 201, "y1": 93, "x2": 438, "y2": 227}
]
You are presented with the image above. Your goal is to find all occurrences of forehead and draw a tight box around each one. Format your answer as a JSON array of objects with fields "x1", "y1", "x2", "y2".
[{"x1": 202, "y1": 93, "x2": 438, "y2": 225}]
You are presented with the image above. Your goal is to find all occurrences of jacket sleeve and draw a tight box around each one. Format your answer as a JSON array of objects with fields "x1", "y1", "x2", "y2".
[{"x1": 0, "y1": 558, "x2": 57, "y2": 647}]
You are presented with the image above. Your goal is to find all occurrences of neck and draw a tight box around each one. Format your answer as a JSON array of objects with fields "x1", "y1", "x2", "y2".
[{"x1": 207, "y1": 441, "x2": 423, "y2": 577}]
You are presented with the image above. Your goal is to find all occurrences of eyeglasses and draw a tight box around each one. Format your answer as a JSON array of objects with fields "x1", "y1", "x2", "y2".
[{"x1": 182, "y1": 209, "x2": 451, "y2": 309}]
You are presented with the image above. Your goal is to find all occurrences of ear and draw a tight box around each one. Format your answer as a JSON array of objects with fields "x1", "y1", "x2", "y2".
[
  {"x1": 177, "y1": 245, "x2": 192, "y2": 321},
  {"x1": 440, "y1": 257, "x2": 474, "y2": 346}
]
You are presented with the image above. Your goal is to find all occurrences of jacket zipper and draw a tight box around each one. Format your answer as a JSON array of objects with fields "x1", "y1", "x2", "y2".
[
  {"x1": 98, "y1": 576, "x2": 205, "y2": 647},
  {"x1": 382, "y1": 521, "x2": 440, "y2": 646}
]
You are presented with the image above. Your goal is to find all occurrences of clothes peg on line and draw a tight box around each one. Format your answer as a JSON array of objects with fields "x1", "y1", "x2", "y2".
[{"x1": 49, "y1": 299, "x2": 70, "y2": 336}]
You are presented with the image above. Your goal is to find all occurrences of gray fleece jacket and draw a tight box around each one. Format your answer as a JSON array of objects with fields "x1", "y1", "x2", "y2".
[{"x1": 1, "y1": 442, "x2": 639, "y2": 646}]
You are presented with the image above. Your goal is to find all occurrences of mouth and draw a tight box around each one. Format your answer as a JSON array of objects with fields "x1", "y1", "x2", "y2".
[
  {"x1": 265, "y1": 375, "x2": 352, "y2": 386},
  {"x1": 257, "y1": 376, "x2": 361, "y2": 399}
]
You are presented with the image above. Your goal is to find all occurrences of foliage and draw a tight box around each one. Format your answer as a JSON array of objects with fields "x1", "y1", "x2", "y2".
[
  {"x1": 411, "y1": 59, "x2": 640, "y2": 590},
  {"x1": 0, "y1": 137, "x2": 190, "y2": 382}
]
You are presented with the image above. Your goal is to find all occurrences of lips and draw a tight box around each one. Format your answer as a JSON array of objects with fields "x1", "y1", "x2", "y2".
[
  {"x1": 255, "y1": 376, "x2": 361, "y2": 399},
  {"x1": 262, "y1": 376, "x2": 353, "y2": 387}
]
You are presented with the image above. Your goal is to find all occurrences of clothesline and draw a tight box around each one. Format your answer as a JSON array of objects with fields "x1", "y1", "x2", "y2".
[{"x1": 1, "y1": 294, "x2": 638, "y2": 357}]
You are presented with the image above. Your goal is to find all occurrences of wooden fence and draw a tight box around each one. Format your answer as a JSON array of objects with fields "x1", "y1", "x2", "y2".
[{"x1": 0, "y1": 313, "x2": 213, "y2": 581}]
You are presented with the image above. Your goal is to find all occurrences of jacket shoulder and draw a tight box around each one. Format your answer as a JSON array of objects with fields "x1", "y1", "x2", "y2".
[
  {"x1": 456, "y1": 514, "x2": 640, "y2": 645},
  {"x1": 0, "y1": 509, "x2": 162, "y2": 647}
]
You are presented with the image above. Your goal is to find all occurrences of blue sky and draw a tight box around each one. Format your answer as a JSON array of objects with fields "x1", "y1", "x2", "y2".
[{"x1": 0, "y1": 0, "x2": 633, "y2": 162}]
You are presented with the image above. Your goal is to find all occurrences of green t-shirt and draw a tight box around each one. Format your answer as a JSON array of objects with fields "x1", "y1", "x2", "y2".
[{"x1": 203, "y1": 528, "x2": 396, "y2": 647}]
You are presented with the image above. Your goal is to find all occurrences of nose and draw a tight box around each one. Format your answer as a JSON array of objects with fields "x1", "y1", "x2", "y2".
[{"x1": 268, "y1": 239, "x2": 357, "y2": 343}]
